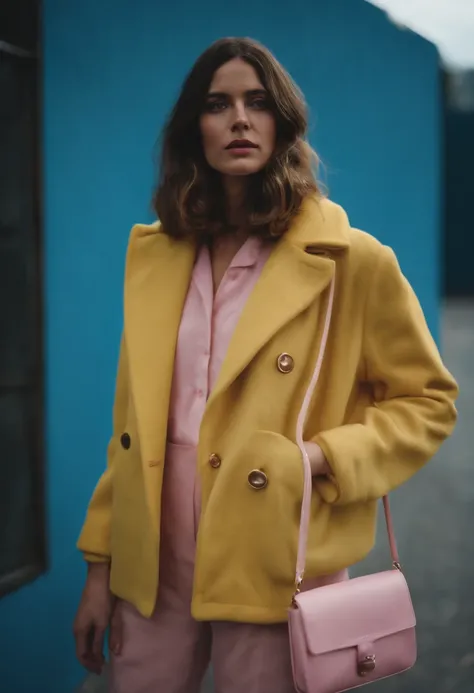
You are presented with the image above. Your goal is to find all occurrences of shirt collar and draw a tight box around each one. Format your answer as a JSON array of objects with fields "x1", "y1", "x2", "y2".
[{"x1": 229, "y1": 236, "x2": 266, "y2": 269}]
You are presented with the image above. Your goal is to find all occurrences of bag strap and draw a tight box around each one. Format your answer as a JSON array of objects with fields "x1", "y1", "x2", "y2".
[{"x1": 293, "y1": 271, "x2": 401, "y2": 592}]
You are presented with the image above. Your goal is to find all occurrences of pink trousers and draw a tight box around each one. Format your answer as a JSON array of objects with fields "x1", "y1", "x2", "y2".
[{"x1": 109, "y1": 443, "x2": 347, "y2": 693}]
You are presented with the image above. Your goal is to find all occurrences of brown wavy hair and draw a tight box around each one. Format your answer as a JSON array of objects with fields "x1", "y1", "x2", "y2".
[{"x1": 153, "y1": 37, "x2": 320, "y2": 239}]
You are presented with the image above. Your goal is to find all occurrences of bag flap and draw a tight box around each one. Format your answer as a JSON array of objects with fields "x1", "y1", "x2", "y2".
[{"x1": 293, "y1": 570, "x2": 416, "y2": 656}]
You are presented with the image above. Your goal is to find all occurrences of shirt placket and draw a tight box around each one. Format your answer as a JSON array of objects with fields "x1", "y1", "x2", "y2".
[{"x1": 191, "y1": 248, "x2": 214, "y2": 537}]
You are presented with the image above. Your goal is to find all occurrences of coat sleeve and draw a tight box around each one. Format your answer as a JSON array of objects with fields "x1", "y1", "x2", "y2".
[
  {"x1": 312, "y1": 245, "x2": 458, "y2": 506},
  {"x1": 76, "y1": 335, "x2": 129, "y2": 562}
]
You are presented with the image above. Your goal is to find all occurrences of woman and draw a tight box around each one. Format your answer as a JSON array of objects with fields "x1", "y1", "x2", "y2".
[{"x1": 73, "y1": 37, "x2": 458, "y2": 693}]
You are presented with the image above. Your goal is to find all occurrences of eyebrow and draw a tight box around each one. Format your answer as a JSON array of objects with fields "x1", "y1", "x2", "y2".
[{"x1": 206, "y1": 88, "x2": 268, "y2": 99}]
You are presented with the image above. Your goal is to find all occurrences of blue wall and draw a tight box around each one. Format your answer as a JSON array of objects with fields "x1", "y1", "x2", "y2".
[{"x1": 0, "y1": 1, "x2": 441, "y2": 691}]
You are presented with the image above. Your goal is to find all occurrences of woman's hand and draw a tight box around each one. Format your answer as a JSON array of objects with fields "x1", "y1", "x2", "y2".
[
  {"x1": 73, "y1": 563, "x2": 122, "y2": 674},
  {"x1": 304, "y1": 441, "x2": 331, "y2": 477}
]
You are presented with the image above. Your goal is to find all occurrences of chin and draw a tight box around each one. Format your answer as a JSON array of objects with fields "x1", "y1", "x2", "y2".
[{"x1": 219, "y1": 161, "x2": 265, "y2": 177}]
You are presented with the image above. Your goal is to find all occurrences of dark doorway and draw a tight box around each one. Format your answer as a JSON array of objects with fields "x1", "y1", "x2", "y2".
[
  {"x1": 443, "y1": 70, "x2": 474, "y2": 298},
  {"x1": 0, "y1": 0, "x2": 45, "y2": 597}
]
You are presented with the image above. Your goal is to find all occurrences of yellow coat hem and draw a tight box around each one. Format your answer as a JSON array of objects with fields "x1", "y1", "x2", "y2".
[{"x1": 191, "y1": 599, "x2": 291, "y2": 625}]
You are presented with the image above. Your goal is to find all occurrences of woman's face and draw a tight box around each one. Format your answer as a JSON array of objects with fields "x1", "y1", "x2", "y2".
[{"x1": 199, "y1": 58, "x2": 276, "y2": 177}]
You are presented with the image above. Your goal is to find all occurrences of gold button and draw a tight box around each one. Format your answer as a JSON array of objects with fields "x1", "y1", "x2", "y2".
[
  {"x1": 277, "y1": 353, "x2": 294, "y2": 374},
  {"x1": 209, "y1": 453, "x2": 221, "y2": 469},
  {"x1": 248, "y1": 469, "x2": 268, "y2": 490}
]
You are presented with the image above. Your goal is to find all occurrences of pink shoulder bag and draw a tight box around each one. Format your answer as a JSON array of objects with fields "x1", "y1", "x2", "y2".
[{"x1": 288, "y1": 272, "x2": 417, "y2": 693}]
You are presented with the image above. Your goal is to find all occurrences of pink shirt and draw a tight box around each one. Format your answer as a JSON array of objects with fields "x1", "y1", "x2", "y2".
[{"x1": 168, "y1": 237, "x2": 272, "y2": 447}]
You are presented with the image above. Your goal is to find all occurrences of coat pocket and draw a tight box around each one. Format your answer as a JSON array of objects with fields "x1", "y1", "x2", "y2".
[{"x1": 196, "y1": 430, "x2": 313, "y2": 607}]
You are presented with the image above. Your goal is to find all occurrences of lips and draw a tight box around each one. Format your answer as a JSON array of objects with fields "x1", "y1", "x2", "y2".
[{"x1": 225, "y1": 139, "x2": 258, "y2": 150}]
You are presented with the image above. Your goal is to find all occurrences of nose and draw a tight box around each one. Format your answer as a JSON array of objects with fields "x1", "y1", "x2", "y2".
[{"x1": 231, "y1": 101, "x2": 250, "y2": 132}]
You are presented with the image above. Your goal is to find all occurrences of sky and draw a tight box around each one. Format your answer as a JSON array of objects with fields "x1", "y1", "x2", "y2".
[{"x1": 366, "y1": 0, "x2": 474, "y2": 69}]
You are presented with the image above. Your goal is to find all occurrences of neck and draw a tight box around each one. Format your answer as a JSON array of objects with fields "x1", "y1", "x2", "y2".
[{"x1": 222, "y1": 175, "x2": 247, "y2": 228}]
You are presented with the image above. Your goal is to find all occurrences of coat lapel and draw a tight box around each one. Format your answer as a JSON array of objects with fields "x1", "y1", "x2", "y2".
[
  {"x1": 207, "y1": 197, "x2": 351, "y2": 408},
  {"x1": 124, "y1": 224, "x2": 196, "y2": 474},
  {"x1": 206, "y1": 243, "x2": 335, "y2": 408}
]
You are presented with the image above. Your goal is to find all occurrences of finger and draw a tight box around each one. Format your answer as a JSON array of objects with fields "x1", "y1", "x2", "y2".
[
  {"x1": 91, "y1": 625, "x2": 106, "y2": 669},
  {"x1": 109, "y1": 605, "x2": 123, "y2": 655},
  {"x1": 75, "y1": 626, "x2": 102, "y2": 674},
  {"x1": 82, "y1": 654, "x2": 103, "y2": 676},
  {"x1": 74, "y1": 625, "x2": 90, "y2": 663}
]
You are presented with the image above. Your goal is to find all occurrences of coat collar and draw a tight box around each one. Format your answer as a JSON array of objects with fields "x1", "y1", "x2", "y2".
[
  {"x1": 284, "y1": 195, "x2": 351, "y2": 252},
  {"x1": 124, "y1": 196, "x2": 351, "y2": 483}
]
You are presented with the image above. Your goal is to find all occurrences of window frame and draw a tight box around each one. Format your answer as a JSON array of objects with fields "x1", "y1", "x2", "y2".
[{"x1": 0, "y1": 2, "x2": 46, "y2": 598}]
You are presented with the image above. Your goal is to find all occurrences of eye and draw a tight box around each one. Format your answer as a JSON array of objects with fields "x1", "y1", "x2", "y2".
[
  {"x1": 248, "y1": 95, "x2": 270, "y2": 110},
  {"x1": 204, "y1": 99, "x2": 227, "y2": 113}
]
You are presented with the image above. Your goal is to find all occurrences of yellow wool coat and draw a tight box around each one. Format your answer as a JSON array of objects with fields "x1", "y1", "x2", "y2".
[{"x1": 77, "y1": 196, "x2": 458, "y2": 623}]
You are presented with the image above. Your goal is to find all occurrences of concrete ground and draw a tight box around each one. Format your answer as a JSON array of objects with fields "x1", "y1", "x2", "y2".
[{"x1": 78, "y1": 299, "x2": 474, "y2": 693}]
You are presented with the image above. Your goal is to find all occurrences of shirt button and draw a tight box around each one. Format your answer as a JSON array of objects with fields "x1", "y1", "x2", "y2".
[{"x1": 196, "y1": 389, "x2": 204, "y2": 398}]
